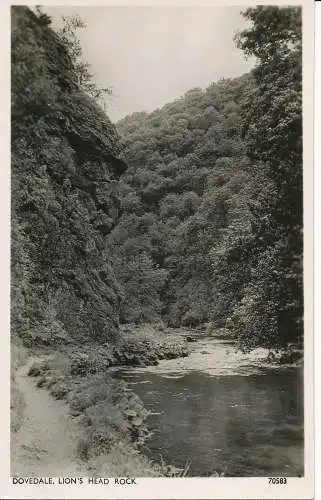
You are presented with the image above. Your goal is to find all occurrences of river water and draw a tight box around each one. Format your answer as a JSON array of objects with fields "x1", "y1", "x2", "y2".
[{"x1": 116, "y1": 336, "x2": 304, "y2": 477}]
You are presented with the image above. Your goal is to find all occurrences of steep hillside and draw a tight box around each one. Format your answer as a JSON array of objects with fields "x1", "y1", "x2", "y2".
[
  {"x1": 112, "y1": 76, "x2": 255, "y2": 327},
  {"x1": 11, "y1": 6, "x2": 126, "y2": 346}
]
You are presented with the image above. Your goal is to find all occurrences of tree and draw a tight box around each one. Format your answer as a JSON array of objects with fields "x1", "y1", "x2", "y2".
[
  {"x1": 34, "y1": 7, "x2": 113, "y2": 107},
  {"x1": 230, "y1": 7, "x2": 303, "y2": 350},
  {"x1": 58, "y1": 14, "x2": 113, "y2": 106}
]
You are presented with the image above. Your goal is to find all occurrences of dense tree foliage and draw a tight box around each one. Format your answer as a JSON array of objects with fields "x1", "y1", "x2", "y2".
[
  {"x1": 229, "y1": 6, "x2": 303, "y2": 350},
  {"x1": 110, "y1": 76, "x2": 254, "y2": 327},
  {"x1": 110, "y1": 6, "x2": 303, "y2": 352}
]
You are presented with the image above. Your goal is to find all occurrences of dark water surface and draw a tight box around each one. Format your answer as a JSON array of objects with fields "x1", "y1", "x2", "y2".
[{"x1": 116, "y1": 338, "x2": 304, "y2": 477}]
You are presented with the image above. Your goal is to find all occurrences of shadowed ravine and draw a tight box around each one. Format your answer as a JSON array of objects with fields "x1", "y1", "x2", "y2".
[
  {"x1": 114, "y1": 336, "x2": 304, "y2": 477},
  {"x1": 10, "y1": 5, "x2": 304, "y2": 482}
]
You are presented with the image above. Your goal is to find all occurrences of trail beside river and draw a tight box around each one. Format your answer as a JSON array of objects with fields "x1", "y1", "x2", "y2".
[{"x1": 11, "y1": 357, "x2": 89, "y2": 477}]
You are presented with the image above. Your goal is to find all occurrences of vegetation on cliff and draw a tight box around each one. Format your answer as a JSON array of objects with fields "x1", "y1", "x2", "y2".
[{"x1": 11, "y1": 6, "x2": 126, "y2": 346}]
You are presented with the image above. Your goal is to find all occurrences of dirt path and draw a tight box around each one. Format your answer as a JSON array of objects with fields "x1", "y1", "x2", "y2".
[{"x1": 11, "y1": 357, "x2": 89, "y2": 477}]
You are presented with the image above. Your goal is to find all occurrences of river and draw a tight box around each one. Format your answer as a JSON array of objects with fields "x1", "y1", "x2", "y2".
[{"x1": 115, "y1": 335, "x2": 304, "y2": 477}]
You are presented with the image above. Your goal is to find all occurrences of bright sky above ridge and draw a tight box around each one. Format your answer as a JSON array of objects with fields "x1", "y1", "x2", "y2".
[{"x1": 45, "y1": 6, "x2": 255, "y2": 122}]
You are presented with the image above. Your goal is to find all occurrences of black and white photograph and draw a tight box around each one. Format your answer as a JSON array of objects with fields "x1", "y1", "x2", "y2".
[{"x1": 7, "y1": 1, "x2": 315, "y2": 498}]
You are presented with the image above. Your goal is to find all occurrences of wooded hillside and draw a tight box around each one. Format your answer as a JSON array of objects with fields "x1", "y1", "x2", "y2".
[{"x1": 111, "y1": 6, "x2": 303, "y2": 351}]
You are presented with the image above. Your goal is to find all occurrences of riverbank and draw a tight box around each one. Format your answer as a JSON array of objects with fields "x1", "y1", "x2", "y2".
[
  {"x1": 205, "y1": 324, "x2": 304, "y2": 366},
  {"x1": 68, "y1": 324, "x2": 189, "y2": 375},
  {"x1": 12, "y1": 326, "x2": 303, "y2": 477},
  {"x1": 11, "y1": 326, "x2": 189, "y2": 477}
]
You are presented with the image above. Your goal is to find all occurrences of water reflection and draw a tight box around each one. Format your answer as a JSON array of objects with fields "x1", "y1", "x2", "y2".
[{"x1": 116, "y1": 339, "x2": 303, "y2": 477}]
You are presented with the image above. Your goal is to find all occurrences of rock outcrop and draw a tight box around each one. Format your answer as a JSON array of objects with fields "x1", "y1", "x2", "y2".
[{"x1": 11, "y1": 6, "x2": 126, "y2": 345}]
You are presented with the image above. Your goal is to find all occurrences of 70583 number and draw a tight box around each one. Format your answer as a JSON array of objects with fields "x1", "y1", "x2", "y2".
[{"x1": 268, "y1": 477, "x2": 287, "y2": 484}]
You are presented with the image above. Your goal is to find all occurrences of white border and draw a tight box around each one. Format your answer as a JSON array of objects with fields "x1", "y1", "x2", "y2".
[
  {"x1": 0, "y1": 1, "x2": 315, "y2": 499},
  {"x1": 314, "y1": 3, "x2": 320, "y2": 500}
]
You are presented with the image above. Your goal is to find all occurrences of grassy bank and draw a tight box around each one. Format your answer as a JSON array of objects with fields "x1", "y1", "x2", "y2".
[{"x1": 12, "y1": 325, "x2": 189, "y2": 476}]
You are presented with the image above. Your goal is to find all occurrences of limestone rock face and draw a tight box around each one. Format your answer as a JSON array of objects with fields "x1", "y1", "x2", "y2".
[{"x1": 11, "y1": 6, "x2": 126, "y2": 345}]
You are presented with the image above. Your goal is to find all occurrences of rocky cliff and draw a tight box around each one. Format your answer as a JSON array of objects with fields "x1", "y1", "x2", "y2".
[{"x1": 11, "y1": 6, "x2": 126, "y2": 345}]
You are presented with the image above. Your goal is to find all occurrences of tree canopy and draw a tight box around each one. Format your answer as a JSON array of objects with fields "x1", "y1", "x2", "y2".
[{"x1": 109, "y1": 6, "x2": 303, "y2": 352}]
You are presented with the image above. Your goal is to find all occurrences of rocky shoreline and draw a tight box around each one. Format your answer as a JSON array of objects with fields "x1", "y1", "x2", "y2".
[{"x1": 68, "y1": 327, "x2": 189, "y2": 375}]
